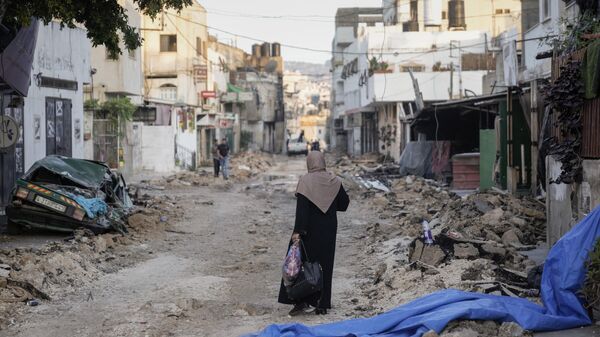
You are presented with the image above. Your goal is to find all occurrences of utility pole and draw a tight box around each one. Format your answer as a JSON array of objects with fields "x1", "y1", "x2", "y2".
[{"x1": 449, "y1": 62, "x2": 454, "y2": 100}]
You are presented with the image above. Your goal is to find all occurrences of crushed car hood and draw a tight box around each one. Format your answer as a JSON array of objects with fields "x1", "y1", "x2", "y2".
[{"x1": 23, "y1": 156, "x2": 111, "y2": 190}]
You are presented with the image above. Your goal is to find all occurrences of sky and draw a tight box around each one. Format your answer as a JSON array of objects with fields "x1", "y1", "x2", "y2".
[{"x1": 197, "y1": 0, "x2": 382, "y2": 65}]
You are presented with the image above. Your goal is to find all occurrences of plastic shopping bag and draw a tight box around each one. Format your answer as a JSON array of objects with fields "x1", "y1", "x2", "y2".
[{"x1": 282, "y1": 241, "x2": 302, "y2": 286}]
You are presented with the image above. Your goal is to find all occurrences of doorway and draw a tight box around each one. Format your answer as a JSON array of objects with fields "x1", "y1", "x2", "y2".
[{"x1": 46, "y1": 97, "x2": 72, "y2": 156}]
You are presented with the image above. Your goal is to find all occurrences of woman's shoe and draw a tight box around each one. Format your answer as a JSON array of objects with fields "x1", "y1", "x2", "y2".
[{"x1": 315, "y1": 308, "x2": 327, "y2": 315}]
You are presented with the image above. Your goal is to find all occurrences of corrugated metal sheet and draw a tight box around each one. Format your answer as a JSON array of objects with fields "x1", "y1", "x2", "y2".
[{"x1": 551, "y1": 49, "x2": 600, "y2": 159}]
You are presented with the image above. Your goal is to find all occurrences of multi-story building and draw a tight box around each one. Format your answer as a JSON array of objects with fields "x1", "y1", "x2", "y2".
[
  {"x1": 331, "y1": 0, "x2": 523, "y2": 161},
  {"x1": 330, "y1": 8, "x2": 383, "y2": 153},
  {"x1": 141, "y1": 2, "x2": 209, "y2": 169},
  {"x1": 85, "y1": 0, "x2": 145, "y2": 176}
]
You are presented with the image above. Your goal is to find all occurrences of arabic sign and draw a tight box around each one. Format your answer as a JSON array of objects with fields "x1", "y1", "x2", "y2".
[
  {"x1": 193, "y1": 65, "x2": 208, "y2": 83},
  {"x1": 0, "y1": 115, "x2": 20, "y2": 150}
]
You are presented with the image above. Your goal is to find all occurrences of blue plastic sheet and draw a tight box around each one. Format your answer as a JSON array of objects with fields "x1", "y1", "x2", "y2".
[
  {"x1": 244, "y1": 206, "x2": 600, "y2": 337},
  {"x1": 70, "y1": 194, "x2": 108, "y2": 219}
]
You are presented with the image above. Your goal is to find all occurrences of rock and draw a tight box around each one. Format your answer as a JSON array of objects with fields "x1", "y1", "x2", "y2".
[
  {"x1": 410, "y1": 240, "x2": 446, "y2": 266},
  {"x1": 423, "y1": 330, "x2": 439, "y2": 337},
  {"x1": 485, "y1": 230, "x2": 502, "y2": 242},
  {"x1": 441, "y1": 328, "x2": 479, "y2": 337},
  {"x1": 454, "y1": 243, "x2": 479, "y2": 259},
  {"x1": 373, "y1": 263, "x2": 387, "y2": 284},
  {"x1": 0, "y1": 269, "x2": 9, "y2": 278},
  {"x1": 509, "y1": 216, "x2": 528, "y2": 227},
  {"x1": 93, "y1": 237, "x2": 107, "y2": 253},
  {"x1": 482, "y1": 208, "x2": 504, "y2": 225},
  {"x1": 502, "y1": 229, "x2": 523, "y2": 247},
  {"x1": 481, "y1": 243, "x2": 507, "y2": 258},
  {"x1": 0, "y1": 277, "x2": 6, "y2": 288},
  {"x1": 421, "y1": 245, "x2": 447, "y2": 266},
  {"x1": 498, "y1": 322, "x2": 524, "y2": 337}
]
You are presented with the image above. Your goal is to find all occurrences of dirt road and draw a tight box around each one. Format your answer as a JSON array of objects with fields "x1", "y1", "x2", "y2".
[{"x1": 3, "y1": 156, "x2": 373, "y2": 337}]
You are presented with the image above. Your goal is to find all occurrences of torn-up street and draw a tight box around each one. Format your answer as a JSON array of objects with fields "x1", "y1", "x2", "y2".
[{"x1": 2, "y1": 1, "x2": 600, "y2": 336}]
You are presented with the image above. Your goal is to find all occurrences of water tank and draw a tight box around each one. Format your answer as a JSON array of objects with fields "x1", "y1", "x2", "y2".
[
  {"x1": 403, "y1": 20, "x2": 419, "y2": 32},
  {"x1": 448, "y1": 0, "x2": 466, "y2": 29},
  {"x1": 261, "y1": 42, "x2": 271, "y2": 57},
  {"x1": 272, "y1": 42, "x2": 281, "y2": 57},
  {"x1": 252, "y1": 44, "x2": 262, "y2": 57},
  {"x1": 424, "y1": 0, "x2": 443, "y2": 26}
]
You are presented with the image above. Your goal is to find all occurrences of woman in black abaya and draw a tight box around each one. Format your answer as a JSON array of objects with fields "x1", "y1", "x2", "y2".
[{"x1": 278, "y1": 151, "x2": 350, "y2": 316}]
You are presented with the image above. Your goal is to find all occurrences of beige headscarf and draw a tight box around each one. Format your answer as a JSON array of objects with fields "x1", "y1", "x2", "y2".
[{"x1": 296, "y1": 151, "x2": 342, "y2": 213}]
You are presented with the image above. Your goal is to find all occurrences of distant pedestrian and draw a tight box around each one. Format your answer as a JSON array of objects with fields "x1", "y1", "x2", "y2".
[
  {"x1": 278, "y1": 151, "x2": 350, "y2": 316},
  {"x1": 212, "y1": 138, "x2": 221, "y2": 178},
  {"x1": 218, "y1": 138, "x2": 230, "y2": 180}
]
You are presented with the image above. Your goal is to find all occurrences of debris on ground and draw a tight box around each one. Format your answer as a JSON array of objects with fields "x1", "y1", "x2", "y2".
[
  {"x1": 139, "y1": 151, "x2": 274, "y2": 188},
  {"x1": 6, "y1": 156, "x2": 133, "y2": 234}
]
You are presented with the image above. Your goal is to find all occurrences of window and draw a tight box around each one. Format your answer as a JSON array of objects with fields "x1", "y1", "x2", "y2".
[
  {"x1": 542, "y1": 0, "x2": 550, "y2": 20},
  {"x1": 160, "y1": 84, "x2": 177, "y2": 101},
  {"x1": 160, "y1": 35, "x2": 177, "y2": 52},
  {"x1": 442, "y1": 11, "x2": 447, "y2": 20},
  {"x1": 504, "y1": 9, "x2": 511, "y2": 14},
  {"x1": 196, "y1": 37, "x2": 203, "y2": 56},
  {"x1": 495, "y1": 9, "x2": 503, "y2": 14}
]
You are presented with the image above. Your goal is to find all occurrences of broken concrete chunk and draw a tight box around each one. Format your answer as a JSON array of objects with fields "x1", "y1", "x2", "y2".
[
  {"x1": 485, "y1": 230, "x2": 502, "y2": 242},
  {"x1": 481, "y1": 208, "x2": 504, "y2": 225},
  {"x1": 421, "y1": 245, "x2": 447, "y2": 266},
  {"x1": 481, "y1": 243, "x2": 507, "y2": 259},
  {"x1": 423, "y1": 330, "x2": 439, "y2": 337},
  {"x1": 409, "y1": 240, "x2": 446, "y2": 266},
  {"x1": 454, "y1": 243, "x2": 479, "y2": 259},
  {"x1": 498, "y1": 322, "x2": 525, "y2": 337},
  {"x1": 502, "y1": 229, "x2": 523, "y2": 247}
]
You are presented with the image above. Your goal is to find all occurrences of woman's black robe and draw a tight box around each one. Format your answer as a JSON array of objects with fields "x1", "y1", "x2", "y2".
[{"x1": 278, "y1": 185, "x2": 350, "y2": 309}]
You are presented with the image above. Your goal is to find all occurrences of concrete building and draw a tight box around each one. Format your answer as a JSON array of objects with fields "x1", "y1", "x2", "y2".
[
  {"x1": 331, "y1": 1, "x2": 523, "y2": 161},
  {"x1": 142, "y1": 2, "x2": 209, "y2": 170},
  {"x1": 330, "y1": 8, "x2": 384, "y2": 153},
  {"x1": 0, "y1": 21, "x2": 91, "y2": 228},
  {"x1": 84, "y1": 0, "x2": 147, "y2": 178}
]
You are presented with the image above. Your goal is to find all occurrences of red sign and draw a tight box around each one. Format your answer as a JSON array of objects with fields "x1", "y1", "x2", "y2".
[
  {"x1": 219, "y1": 119, "x2": 233, "y2": 128},
  {"x1": 201, "y1": 91, "x2": 217, "y2": 99}
]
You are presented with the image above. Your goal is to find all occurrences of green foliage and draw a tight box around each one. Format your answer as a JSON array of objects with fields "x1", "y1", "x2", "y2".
[
  {"x1": 582, "y1": 239, "x2": 600, "y2": 310},
  {"x1": 240, "y1": 131, "x2": 253, "y2": 151},
  {"x1": 84, "y1": 99, "x2": 100, "y2": 111},
  {"x1": 1, "y1": 0, "x2": 193, "y2": 56},
  {"x1": 542, "y1": 59, "x2": 584, "y2": 184},
  {"x1": 101, "y1": 97, "x2": 136, "y2": 122},
  {"x1": 543, "y1": 11, "x2": 600, "y2": 56}
]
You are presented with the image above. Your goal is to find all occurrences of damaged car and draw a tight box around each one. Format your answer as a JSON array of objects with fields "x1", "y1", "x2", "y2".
[{"x1": 6, "y1": 156, "x2": 132, "y2": 234}]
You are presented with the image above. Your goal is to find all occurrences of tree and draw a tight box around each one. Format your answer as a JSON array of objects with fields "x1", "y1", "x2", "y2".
[{"x1": 1, "y1": 0, "x2": 193, "y2": 56}]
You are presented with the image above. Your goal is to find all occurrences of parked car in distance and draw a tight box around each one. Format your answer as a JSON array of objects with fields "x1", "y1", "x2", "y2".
[{"x1": 287, "y1": 139, "x2": 309, "y2": 156}]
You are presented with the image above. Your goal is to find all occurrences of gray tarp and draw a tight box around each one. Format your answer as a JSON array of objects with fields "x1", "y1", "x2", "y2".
[
  {"x1": 398, "y1": 141, "x2": 434, "y2": 178},
  {"x1": 0, "y1": 20, "x2": 39, "y2": 96}
]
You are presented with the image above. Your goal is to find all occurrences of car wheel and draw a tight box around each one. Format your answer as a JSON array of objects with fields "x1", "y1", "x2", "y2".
[{"x1": 6, "y1": 220, "x2": 22, "y2": 235}]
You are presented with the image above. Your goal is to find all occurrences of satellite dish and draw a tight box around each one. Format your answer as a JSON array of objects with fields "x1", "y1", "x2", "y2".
[{"x1": 264, "y1": 60, "x2": 278, "y2": 73}]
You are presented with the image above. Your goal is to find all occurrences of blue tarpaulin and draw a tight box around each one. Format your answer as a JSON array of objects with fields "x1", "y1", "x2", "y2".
[
  {"x1": 68, "y1": 194, "x2": 108, "y2": 219},
  {"x1": 244, "y1": 206, "x2": 600, "y2": 337}
]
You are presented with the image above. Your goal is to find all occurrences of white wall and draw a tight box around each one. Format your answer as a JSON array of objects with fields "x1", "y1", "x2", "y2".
[
  {"x1": 90, "y1": 0, "x2": 143, "y2": 104},
  {"x1": 141, "y1": 125, "x2": 175, "y2": 172},
  {"x1": 522, "y1": 1, "x2": 574, "y2": 81},
  {"x1": 23, "y1": 22, "x2": 91, "y2": 170}
]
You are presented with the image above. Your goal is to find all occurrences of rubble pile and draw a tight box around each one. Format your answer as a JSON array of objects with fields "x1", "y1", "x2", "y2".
[
  {"x1": 348, "y1": 174, "x2": 546, "y2": 331},
  {"x1": 139, "y1": 151, "x2": 275, "y2": 187},
  {"x1": 0, "y1": 190, "x2": 181, "y2": 329}
]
